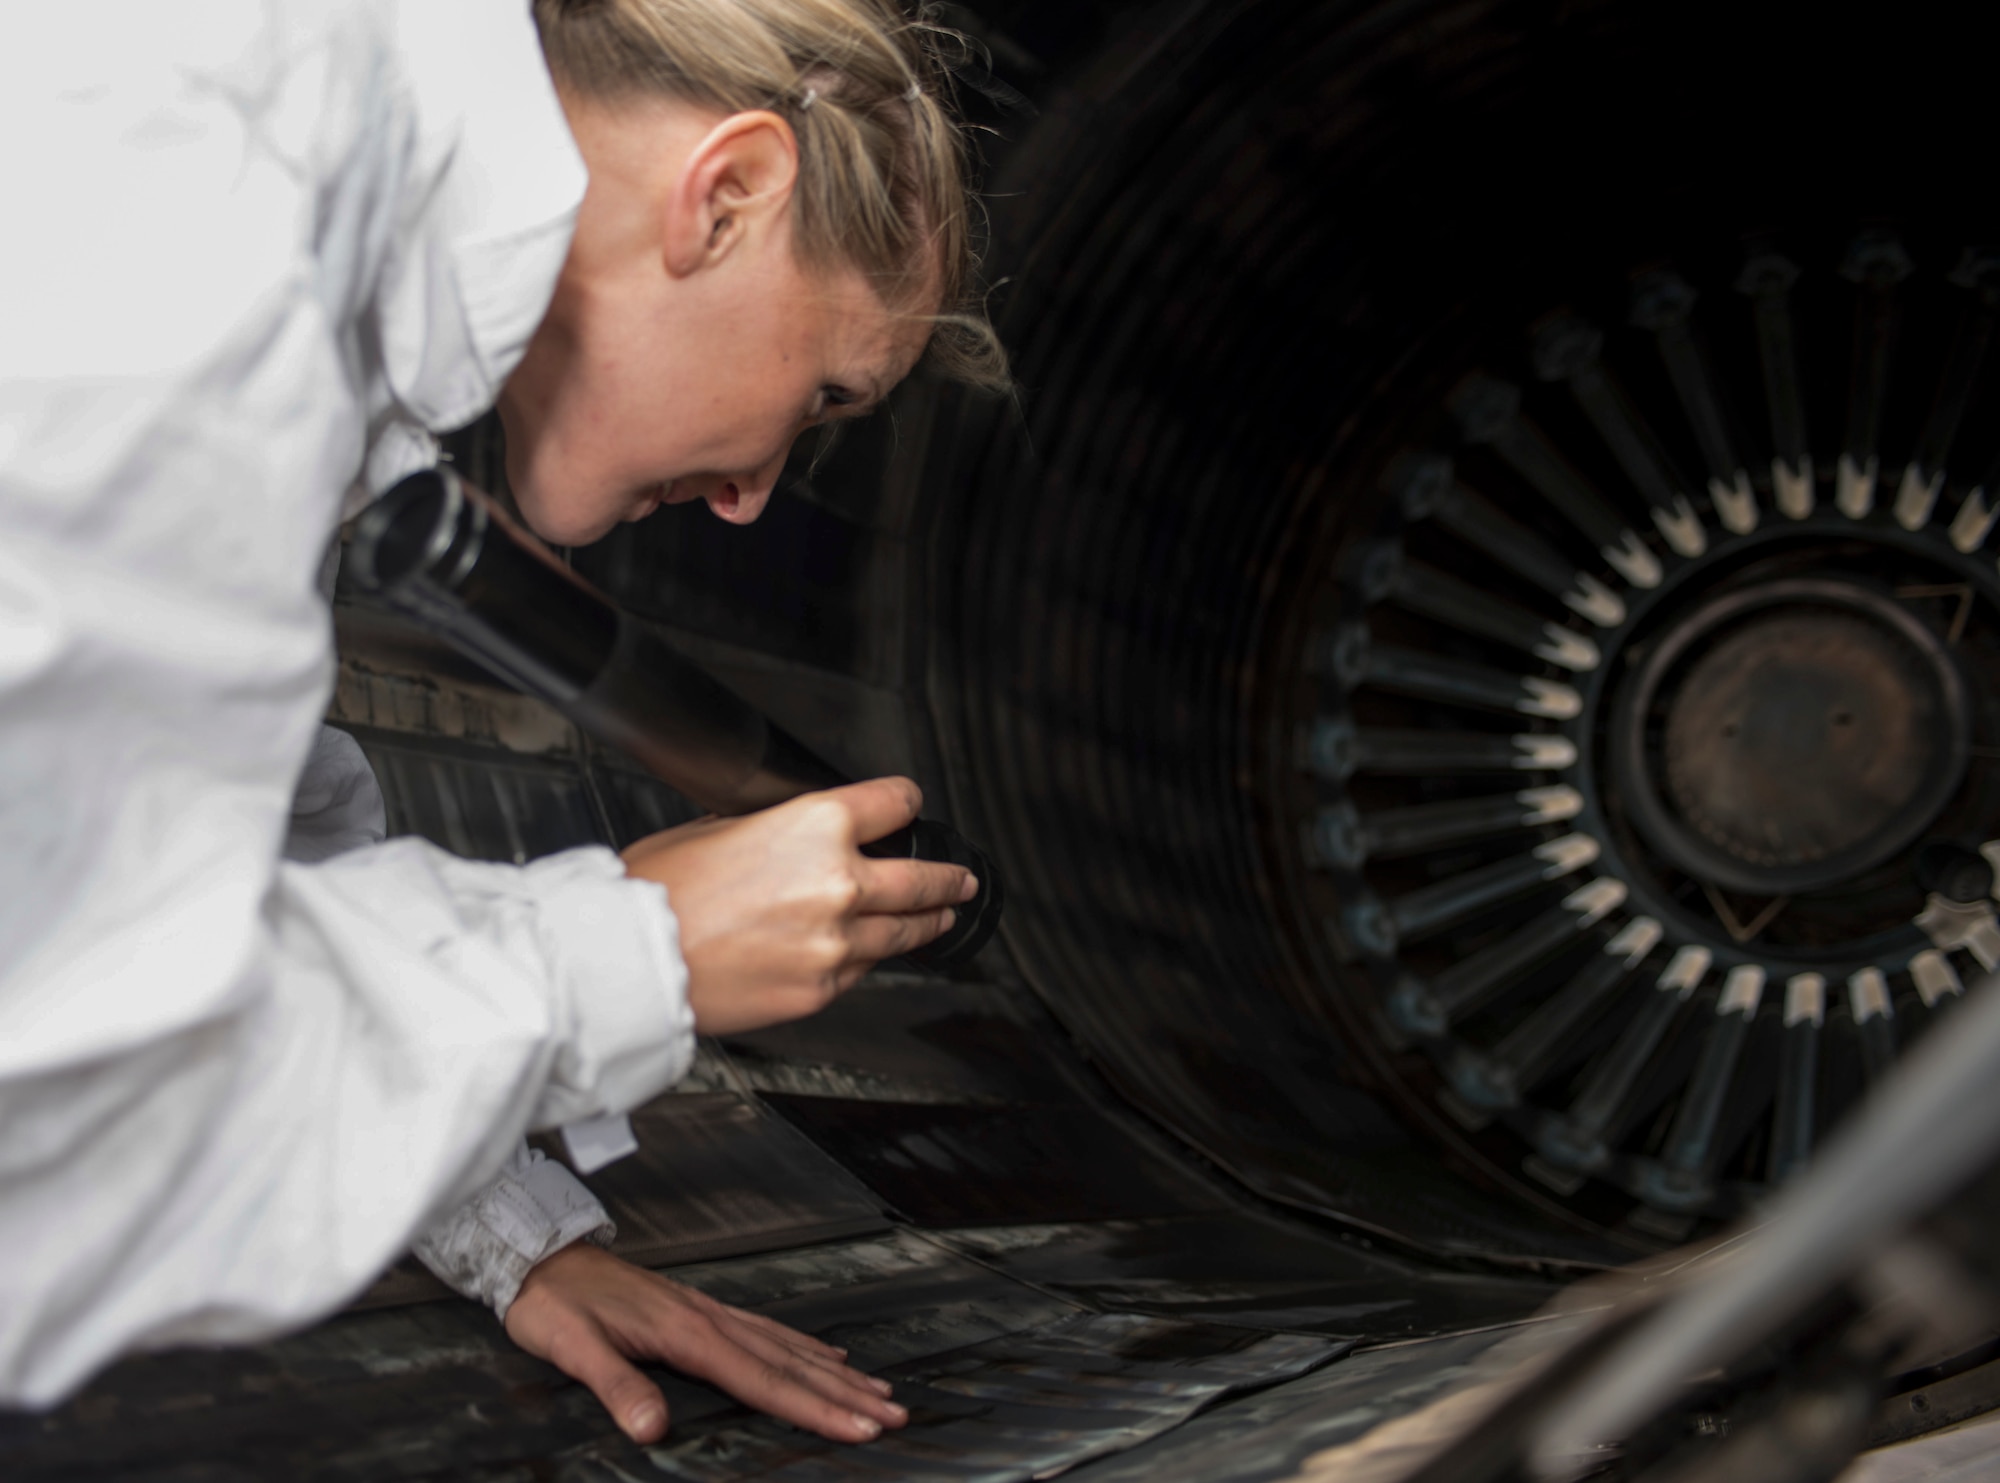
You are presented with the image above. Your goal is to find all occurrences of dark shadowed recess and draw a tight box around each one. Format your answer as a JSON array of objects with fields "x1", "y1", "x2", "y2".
[
  {"x1": 583, "y1": 0, "x2": 2000, "y2": 1260},
  {"x1": 593, "y1": 0, "x2": 1999, "y2": 1257},
  {"x1": 896, "y1": 0, "x2": 2000, "y2": 1258}
]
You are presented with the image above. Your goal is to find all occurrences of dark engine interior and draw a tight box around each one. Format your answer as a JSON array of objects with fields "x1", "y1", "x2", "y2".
[{"x1": 16, "y1": 1, "x2": 2000, "y2": 1477}]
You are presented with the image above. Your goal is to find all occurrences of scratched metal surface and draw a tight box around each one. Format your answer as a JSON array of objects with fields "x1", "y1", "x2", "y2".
[
  {"x1": 1062, "y1": 1319, "x2": 1593, "y2": 1483},
  {"x1": 934, "y1": 1214, "x2": 1553, "y2": 1341},
  {"x1": 0, "y1": 1234, "x2": 1362, "y2": 1483},
  {"x1": 606, "y1": 1312, "x2": 1344, "y2": 1483},
  {"x1": 573, "y1": 1092, "x2": 894, "y2": 1268},
  {"x1": 721, "y1": 977, "x2": 1087, "y2": 1107}
]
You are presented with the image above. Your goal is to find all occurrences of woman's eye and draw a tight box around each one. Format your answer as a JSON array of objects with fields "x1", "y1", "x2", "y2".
[{"x1": 808, "y1": 384, "x2": 869, "y2": 429}]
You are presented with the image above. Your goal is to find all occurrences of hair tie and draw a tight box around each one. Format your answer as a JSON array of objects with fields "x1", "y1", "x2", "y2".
[
  {"x1": 799, "y1": 86, "x2": 819, "y2": 110},
  {"x1": 903, "y1": 81, "x2": 922, "y2": 103}
]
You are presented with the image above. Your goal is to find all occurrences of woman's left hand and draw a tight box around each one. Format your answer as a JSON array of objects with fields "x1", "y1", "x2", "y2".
[{"x1": 502, "y1": 1242, "x2": 908, "y2": 1445}]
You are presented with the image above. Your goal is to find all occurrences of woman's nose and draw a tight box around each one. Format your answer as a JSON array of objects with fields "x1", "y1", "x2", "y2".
[{"x1": 707, "y1": 446, "x2": 792, "y2": 526}]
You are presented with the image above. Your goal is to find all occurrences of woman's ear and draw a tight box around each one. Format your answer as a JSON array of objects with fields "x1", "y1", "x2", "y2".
[{"x1": 662, "y1": 111, "x2": 800, "y2": 277}]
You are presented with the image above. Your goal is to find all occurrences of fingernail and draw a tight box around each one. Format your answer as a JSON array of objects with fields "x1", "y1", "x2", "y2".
[
  {"x1": 939, "y1": 907, "x2": 957, "y2": 931},
  {"x1": 885, "y1": 1402, "x2": 908, "y2": 1422},
  {"x1": 868, "y1": 1377, "x2": 894, "y2": 1396},
  {"x1": 852, "y1": 1414, "x2": 882, "y2": 1439},
  {"x1": 959, "y1": 874, "x2": 980, "y2": 902},
  {"x1": 626, "y1": 1403, "x2": 664, "y2": 1439}
]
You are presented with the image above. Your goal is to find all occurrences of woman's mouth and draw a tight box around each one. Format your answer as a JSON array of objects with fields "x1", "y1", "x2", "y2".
[{"x1": 627, "y1": 483, "x2": 671, "y2": 521}]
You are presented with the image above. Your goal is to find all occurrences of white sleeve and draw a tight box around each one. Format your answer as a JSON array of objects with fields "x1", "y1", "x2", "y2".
[
  {"x1": 0, "y1": 832, "x2": 694, "y2": 1406},
  {"x1": 280, "y1": 724, "x2": 620, "y2": 1319},
  {"x1": 0, "y1": 1, "x2": 686, "y2": 1407}
]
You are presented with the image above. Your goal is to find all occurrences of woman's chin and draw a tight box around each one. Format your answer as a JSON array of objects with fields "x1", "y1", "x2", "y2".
[{"x1": 512, "y1": 488, "x2": 619, "y2": 549}]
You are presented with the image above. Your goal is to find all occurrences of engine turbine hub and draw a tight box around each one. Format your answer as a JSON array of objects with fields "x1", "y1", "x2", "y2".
[{"x1": 1619, "y1": 578, "x2": 1970, "y2": 896}]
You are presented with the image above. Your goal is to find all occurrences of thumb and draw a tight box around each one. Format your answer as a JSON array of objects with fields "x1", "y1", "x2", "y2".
[{"x1": 556, "y1": 1322, "x2": 670, "y2": 1443}]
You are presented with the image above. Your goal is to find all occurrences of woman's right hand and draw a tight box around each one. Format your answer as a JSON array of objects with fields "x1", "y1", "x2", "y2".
[{"x1": 620, "y1": 777, "x2": 976, "y2": 1036}]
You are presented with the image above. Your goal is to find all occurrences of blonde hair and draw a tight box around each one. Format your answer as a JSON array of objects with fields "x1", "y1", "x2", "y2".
[{"x1": 534, "y1": 0, "x2": 1010, "y2": 391}]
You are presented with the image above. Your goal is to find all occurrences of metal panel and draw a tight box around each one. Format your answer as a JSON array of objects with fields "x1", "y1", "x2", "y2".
[
  {"x1": 936, "y1": 1213, "x2": 1553, "y2": 1341},
  {"x1": 1060, "y1": 1323, "x2": 1574, "y2": 1483},
  {"x1": 581, "y1": 1093, "x2": 891, "y2": 1270},
  {"x1": 354, "y1": 724, "x2": 604, "y2": 864},
  {"x1": 722, "y1": 977, "x2": 1087, "y2": 1107},
  {"x1": 762, "y1": 1095, "x2": 1227, "y2": 1227},
  {"x1": 603, "y1": 1312, "x2": 1343, "y2": 1483}
]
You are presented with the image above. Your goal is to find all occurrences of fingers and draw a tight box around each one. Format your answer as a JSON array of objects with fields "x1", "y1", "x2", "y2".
[
  {"x1": 846, "y1": 907, "x2": 958, "y2": 966},
  {"x1": 545, "y1": 1315, "x2": 671, "y2": 1444},
  {"x1": 671, "y1": 1289, "x2": 897, "y2": 1406},
  {"x1": 853, "y1": 855, "x2": 977, "y2": 915},
  {"x1": 710, "y1": 1313, "x2": 906, "y2": 1425},
  {"x1": 671, "y1": 1314, "x2": 900, "y2": 1444},
  {"x1": 824, "y1": 776, "x2": 923, "y2": 847},
  {"x1": 705, "y1": 1300, "x2": 861, "y2": 1371}
]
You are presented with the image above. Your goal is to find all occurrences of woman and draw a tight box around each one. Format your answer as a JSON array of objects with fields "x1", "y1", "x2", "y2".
[{"x1": 0, "y1": 0, "x2": 1006, "y2": 1448}]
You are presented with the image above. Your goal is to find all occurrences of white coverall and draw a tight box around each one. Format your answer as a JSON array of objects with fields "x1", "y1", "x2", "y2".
[{"x1": 0, "y1": 1, "x2": 695, "y2": 1405}]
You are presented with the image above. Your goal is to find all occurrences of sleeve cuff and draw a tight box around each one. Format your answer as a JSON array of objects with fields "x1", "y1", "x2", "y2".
[
  {"x1": 522, "y1": 848, "x2": 696, "y2": 1128},
  {"x1": 412, "y1": 1144, "x2": 615, "y2": 1317}
]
